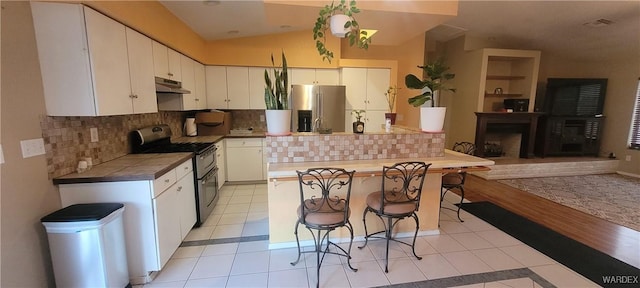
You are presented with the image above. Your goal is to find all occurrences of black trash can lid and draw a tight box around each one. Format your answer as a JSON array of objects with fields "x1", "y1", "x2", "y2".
[{"x1": 41, "y1": 203, "x2": 124, "y2": 222}]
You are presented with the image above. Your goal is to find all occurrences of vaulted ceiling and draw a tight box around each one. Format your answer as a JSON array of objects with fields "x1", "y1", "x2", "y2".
[{"x1": 160, "y1": 0, "x2": 640, "y2": 62}]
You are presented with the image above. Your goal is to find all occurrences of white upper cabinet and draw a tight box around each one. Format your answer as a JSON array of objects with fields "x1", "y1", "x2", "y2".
[
  {"x1": 205, "y1": 66, "x2": 228, "y2": 109},
  {"x1": 341, "y1": 67, "x2": 390, "y2": 111},
  {"x1": 291, "y1": 68, "x2": 339, "y2": 85},
  {"x1": 152, "y1": 41, "x2": 182, "y2": 82},
  {"x1": 225, "y1": 67, "x2": 251, "y2": 109},
  {"x1": 194, "y1": 63, "x2": 207, "y2": 109},
  {"x1": 248, "y1": 67, "x2": 267, "y2": 109},
  {"x1": 125, "y1": 28, "x2": 157, "y2": 114},
  {"x1": 341, "y1": 68, "x2": 368, "y2": 110},
  {"x1": 158, "y1": 57, "x2": 208, "y2": 111},
  {"x1": 30, "y1": 2, "x2": 155, "y2": 116},
  {"x1": 180, "y1": 55, "x2": 196, "y2": 110},
  {"x1": 364, "y1": 68, "x2": 391, "y2": 110}
]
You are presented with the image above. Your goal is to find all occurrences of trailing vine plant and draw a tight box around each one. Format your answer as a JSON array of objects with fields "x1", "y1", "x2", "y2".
[{"x1": 312, "y1": 0, "x2": 371, "y2": 63}]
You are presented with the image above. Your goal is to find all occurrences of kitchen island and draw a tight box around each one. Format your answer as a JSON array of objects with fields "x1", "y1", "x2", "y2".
[{"x1": 265, "y1": 127, "x2": 494, "y2": 249}]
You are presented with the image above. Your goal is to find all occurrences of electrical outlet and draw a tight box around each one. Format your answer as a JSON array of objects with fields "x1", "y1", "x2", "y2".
[
  {"x1": 90, "y1": 127, "x2": 99, "y2": 142},
  {"x1": 20, "y1": 138, "x2": 45, "y2": 158},
  {"x1": 259, "y1": 115, "x2": 265, "y2": 122},
  {"x1": 625, "y1": 155, "x2": 632, "y2": 161}
]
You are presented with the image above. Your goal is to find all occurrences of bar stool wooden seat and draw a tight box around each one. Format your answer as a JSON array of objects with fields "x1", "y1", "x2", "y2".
[
  {"x1": 358, "y1": 161, "x2": 430, "y2": 273},
  {"x1": 290, "y1": 168, "x2": 357, "y2": 288}
]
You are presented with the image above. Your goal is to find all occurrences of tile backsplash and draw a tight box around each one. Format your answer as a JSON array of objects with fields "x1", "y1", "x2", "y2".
[
  {"x1": 229, "y1": 110, "x2": 266, "y2": 132},
  {"x1": 41, "y1": 112, "x2": 187, "y2": 179}
]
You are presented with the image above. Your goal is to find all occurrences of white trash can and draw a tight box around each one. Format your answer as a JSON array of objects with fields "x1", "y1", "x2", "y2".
[{"x1": 41, "y1": 203, "x2": 129, "y2": 288}]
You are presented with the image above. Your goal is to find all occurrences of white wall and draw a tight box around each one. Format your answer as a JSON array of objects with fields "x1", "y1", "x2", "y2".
[{"x1": 1, "y1": 2, "x2": 60, "y2": 286}]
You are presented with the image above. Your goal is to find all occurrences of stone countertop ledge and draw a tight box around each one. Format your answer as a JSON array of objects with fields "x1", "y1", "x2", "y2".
[
  {"x1": 53, "y1": 152, "x2": 193, "y2": 184},
  {"x1": 267, "y1": 149, "x2": 495, "y2": 179}
]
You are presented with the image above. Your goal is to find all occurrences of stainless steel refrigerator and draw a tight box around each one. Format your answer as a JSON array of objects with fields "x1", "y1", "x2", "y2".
[{"x1": 290, "y1": 85, "x2": 346, "y2": 132}]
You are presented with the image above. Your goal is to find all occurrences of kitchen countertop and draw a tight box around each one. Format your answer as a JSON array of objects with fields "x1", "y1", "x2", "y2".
[
  {"x1": 224, "y1": 131, "x2": 266, "y2": 138},
  {"x1": 174, "y1": 135, "x2": 225, "y2": 143},
  {"x1": 268, "y1": 149, "x2": 494, "y2": 179},
  {"x1": 53, "y1": 153, "x2": 193, "y2": 184},
  {"x1": 176, "y1": 132, "x2": 266, "y2": 141}
]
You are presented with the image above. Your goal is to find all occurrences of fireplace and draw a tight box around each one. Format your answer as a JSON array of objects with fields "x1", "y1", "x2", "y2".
[{"x1": 474, "y1": 112, "x2": 544, "y2": 158}]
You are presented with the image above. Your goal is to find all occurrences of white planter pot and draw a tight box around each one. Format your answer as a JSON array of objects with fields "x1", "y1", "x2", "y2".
[
  {"x1": 265, "y1": 110, "x2": 291, "y2": 136},
  {"x1": 330, "y1": 14, "x2": 350, "y2": 37},
  {"x1": 420, "y1": 107, "x2": 446, "y2": 132}
]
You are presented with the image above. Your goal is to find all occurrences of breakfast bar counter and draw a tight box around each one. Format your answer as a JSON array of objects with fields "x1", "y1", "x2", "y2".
[{"x1": 265, "y1": 127, "x2": 494, "y2": 248}]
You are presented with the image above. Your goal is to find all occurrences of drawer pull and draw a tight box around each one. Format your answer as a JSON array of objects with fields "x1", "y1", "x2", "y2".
[
  {"x1": 184, "y1": 166, "x2": 189, "y2": 170},
  {"x1": 177, "y1": 186, "x2": 183, "y2": 192},
  {"x1": 164, "y1": 179, "x2": 170, "y2": 183}
]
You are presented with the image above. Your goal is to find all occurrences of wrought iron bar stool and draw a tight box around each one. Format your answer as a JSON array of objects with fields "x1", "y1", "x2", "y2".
[
  {"x1": 290, "y1": 168, "x2": 357, "y2": 288},
  {"x1": 359, "y1": 161, "x2": 430, "y2": 273},
  {"x1": 441, "y1": 141, "x2": 476, "y2": 222}
]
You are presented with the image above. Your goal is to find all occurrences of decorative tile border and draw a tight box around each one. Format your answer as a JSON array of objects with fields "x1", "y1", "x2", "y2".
[{"x1": 266, "y1": 128, "x2": 445, "y2": 163}]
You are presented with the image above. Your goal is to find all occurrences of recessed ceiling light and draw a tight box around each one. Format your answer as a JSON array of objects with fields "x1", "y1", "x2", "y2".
[
  {"x1": 228, "y1": 30, "x2": 239, "y2": 35},
  {"x1": 583, "y1": 19, "x2": 614, "y2": 28},
  {"x1": 203, "y1": 0, "x2": 221, "y2": 6}
]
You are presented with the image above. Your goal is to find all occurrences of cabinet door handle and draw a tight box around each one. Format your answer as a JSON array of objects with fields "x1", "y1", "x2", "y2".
[
  {"x1": 168, "y1": 72, "x2": 173, "y2": 77},
  {"x1": 184, "y1": 166, "x2": 189, "y2": 170},
  {"x1": 164, "y1": 179, "x2": 170, "y2": 183},
  {"x1": 177, "y1": 186, "x2": 182, "y2": 192}
]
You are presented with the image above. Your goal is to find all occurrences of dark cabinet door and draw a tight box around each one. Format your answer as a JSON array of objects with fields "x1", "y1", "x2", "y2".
[{"x1": 537, "y1": 116, "x2": 603, "y2": 157}]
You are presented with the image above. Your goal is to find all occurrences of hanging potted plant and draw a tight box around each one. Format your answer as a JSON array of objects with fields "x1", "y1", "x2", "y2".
[
  {"x1": 405, "y1": 57, "x2": 456, "y2": 132},
  {"x1": 384, "y1": 85, "x2": 399, "y2": 125},
  {"x1": 264, "y1": 52, "x2": 291, "y2": 135},
  {"x1": 312, "y1": 0, "x2": 371, "y2": 63},
  {"x1": 351, "y1": 109, "x2": 365, "y2": 133}
]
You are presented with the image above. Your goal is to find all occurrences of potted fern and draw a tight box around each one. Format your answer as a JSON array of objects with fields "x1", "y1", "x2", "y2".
[
  {"x1": 405, "y1": 58, "x2": 456, "y2": 132},
  {"x1": 264, "y1": 52, "x2": 291, "y2": 135},
  {"x1": 312, "y1": 0, "x2": 371, "y2": 63}
]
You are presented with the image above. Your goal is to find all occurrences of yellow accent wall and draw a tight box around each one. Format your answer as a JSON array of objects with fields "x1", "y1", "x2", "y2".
[
  {"x1": 394, "y1": 34, "x2": 428, "y2": 128},
  {"x1": 204, "y1": 30, "x2": 341, "y2": 67}
]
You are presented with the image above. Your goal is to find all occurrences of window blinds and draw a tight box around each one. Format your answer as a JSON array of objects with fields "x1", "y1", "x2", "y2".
[{"x1": 629, "y1": 79, "x2": 640, "y2": 149}]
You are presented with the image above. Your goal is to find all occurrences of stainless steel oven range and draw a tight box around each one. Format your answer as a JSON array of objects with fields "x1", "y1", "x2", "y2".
[{"x1": 131, "y1": 124, "x2": 218, "y2": 226}]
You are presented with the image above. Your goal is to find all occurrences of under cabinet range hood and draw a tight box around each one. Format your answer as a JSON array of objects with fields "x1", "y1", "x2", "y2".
[{"x1": 155, "y1": 77, "x2": 191, "y2": 94}]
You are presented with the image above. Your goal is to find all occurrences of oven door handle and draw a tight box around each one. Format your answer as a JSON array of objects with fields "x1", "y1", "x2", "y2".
[{"x1": 201, "y1": 167, "x2": 219, "y2": 184}]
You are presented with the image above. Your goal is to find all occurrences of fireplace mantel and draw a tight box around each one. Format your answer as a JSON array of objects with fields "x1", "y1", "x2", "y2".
[{"x1": 474, "y1": 112, "x2": 545, "y2": 158}]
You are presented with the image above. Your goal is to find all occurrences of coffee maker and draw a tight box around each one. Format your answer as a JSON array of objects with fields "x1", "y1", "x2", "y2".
[{"x1": 297, "y1": 110, "x2": 312, "y2": 132}]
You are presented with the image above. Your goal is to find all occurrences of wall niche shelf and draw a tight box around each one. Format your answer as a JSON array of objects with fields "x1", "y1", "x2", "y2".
[{"x1": 486, "y1": 75, "x2": 526, "y2": 80}]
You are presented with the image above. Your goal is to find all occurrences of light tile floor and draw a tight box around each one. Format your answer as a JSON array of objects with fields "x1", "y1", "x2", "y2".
[{"x1": 141, "y1": 184, "x2": 599, "y2": 288}]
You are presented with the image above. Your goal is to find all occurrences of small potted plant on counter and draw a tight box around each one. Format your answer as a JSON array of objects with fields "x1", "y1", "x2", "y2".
[
  {"x1": 351, "y1": 109, "x2": 365, "y2": 133},
  {"x1": 405, "y1": 57, "x2": 456, "y2": 132},
  {"x1": 264, "y1": 52, "x2": 291, "y2": 135},
  {"x1": 384, "y1": 85, "x2": 400, "y2": 125}
]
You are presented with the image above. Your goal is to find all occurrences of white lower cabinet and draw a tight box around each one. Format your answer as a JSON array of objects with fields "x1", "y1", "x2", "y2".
[
  {"x1": 153, "y1": 183, "x2": 181, "y2": 268},
  {"x1": 216, "y1": 140, "x2": 227, "y2": 189},
  {"x1": 58, "y1": 159, "x2": 195, "y2": 285},
  {"x1": 226, "y1": 138, "x2": 265, "y2": 181},
  {"x1": 177, "y1": 171, "x2": 196, "y2": 239}
]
